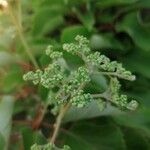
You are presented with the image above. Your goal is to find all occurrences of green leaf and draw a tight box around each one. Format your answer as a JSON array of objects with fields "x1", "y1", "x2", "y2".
[
  {"x1": 75, "y1": 10, "x2": 95, "y2": 31},
  {"x1": 0, "y1": 96, "x2": 14, "y2": 150},
  {"x1": 133, "y1": 0, "x2": 150, "y2": 8},
  {"x1": 42, "y1": 15, "x2": 64, "y2": 35},
  {"x1": 90, "y1": 34, "x2": 124, "y2": 50},
  {"x1": 61, "y1": 120, "x2": 126, "y2": 150},
  {"x1": 64, "y1": 102, "x2": 121, "y2": 123},
  {"x1": 61, "y1": 25, "x2": 90, "y2": 43},
  {"x1": 63, "y1": 53, "x2": 84, "y2": 70},
  {"x1": 2, "y1": 65, "x2": 24, "y2": 93},
  {"x1": 96, "y1": 0, "x2": 138, "y2": 8},
  {"x1": 114, "y1": 108, "x2": 150, "y2": 130},
  {"x1": 116, "y1": 12, "x2": 150, "y2": 51},
  {"x1": 122, "y1": 127, "x2": 150, "y2": 150},
  {"x1": 34, "y1": 0, "x2": 65, "y2": 7},
  {"x1": 89, "y1": 73, "x2": 108, "y2": 92},
  {"x1": 32, "y1": 7, "x2": 64, "y2": 36},
  {"x1": 138, "y1": 9, "x2": 150, "y2": 26},
  {"x1": 21, "y1": 127, "x2": 47, "y2": 150},
  {"x1": 122, "y1": 50, "x2": 150, "y2": 78}
]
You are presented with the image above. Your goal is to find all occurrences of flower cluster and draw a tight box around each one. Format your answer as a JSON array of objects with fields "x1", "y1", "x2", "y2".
[
  {"x1": 31, "y1": 143, "x2": 71, "y2": 150},
  {"x1": 70, "y1": 90, "x2": 93, "y2": 108},
  {"x1": 109, "y1": 77, "x2": 138, "y2": 110},
  {"x1": 62, "y1": 36, "x2": 135, "y2": 81},
  {"x1": 23, "y1": 63, "x2": 64, "y2": 88},
  {"x1": 86, "y1": 53, "x2": 135, "y2": 81},
  {"x1": 53, "y1": 67, "x2": 91, "y2": 107},
  {"x1": 24, "y1": 35, "x2": 138, "y2": 150},
  {"x1": 46, "y1": 45, "x2": 63, "y2": 59},
  {"x1": 63, "y1": 35, "x2": 90, "y2": 55},
  {"x1": 75, "y1": 35, "x2": 89, "y2": 45},
  {"x1": 23, "y1": 35, "x2": 138, "y2": 111},
  {"x1": 97, "y1": 98, "x2": 106, "y2": 111},
  {"x1": 23, "y1": 69, "x2": 42, "y2": 85},
  {"x1": 70, "y1": 67, "x2": 90, "y2": 86}
]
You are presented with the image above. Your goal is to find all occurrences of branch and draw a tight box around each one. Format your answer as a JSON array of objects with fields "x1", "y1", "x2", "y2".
[{"x1": 50, "y1": 103, "x2": 70, "y2": 144}]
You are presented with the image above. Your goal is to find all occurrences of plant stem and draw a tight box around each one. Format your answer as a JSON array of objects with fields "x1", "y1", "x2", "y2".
[
  {"x1": 50, "y1": 103, "x2": 70, "y2": 144},
  {"x1": 94, "y1": 71, "x2": 135, "y2": 81},
  {"x1": 8, "y1": 2, "x2": 39, "y2": 69},
  {"x1": 92, "y1": 93, "x2": 107, "y2": 99}
]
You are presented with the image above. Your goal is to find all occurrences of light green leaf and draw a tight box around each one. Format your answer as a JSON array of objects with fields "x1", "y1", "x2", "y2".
[
  {"x1": 64, "y1": 102, "x2": 121, "y2": 123},
  {"x1": 90, "y1": 34, "x2": 124, "y2": 50},
  {"x1": 90, "y1": 73, "x2": 108, "y2": 92}
]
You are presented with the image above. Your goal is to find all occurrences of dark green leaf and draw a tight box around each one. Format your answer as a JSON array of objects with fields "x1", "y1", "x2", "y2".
[
  {"x1": 96, "y1": 0, "x2": 138, "y2": 8},
  {"x1": 61, "y1": 120, "x2": 126, "y2": 150},
  {"x1": 116, "y1": 12, "x2": 150, "y2": 51},
  {"x1": 122, "y1": 127, "x2": 150, "y2": 150}
]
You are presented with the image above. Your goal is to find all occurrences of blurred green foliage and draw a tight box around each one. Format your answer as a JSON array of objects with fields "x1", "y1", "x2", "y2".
[{"x1": 0, "y1": 0, "x2": 150, "y2": 149}]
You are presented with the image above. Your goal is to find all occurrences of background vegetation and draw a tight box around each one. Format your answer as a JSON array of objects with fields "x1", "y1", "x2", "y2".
[{"x1": 0, "y1": 0, "x2": 150, "y2": 149}]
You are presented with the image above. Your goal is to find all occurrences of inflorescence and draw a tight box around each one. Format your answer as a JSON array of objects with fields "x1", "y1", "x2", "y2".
[
  {"x1": 23, "y1": 35, "x2": 138, "y2": 111},
  {"x1": 24, "y1": 35, "x2": 138, "y2": 150},
  {"x1": 31, "y1": 143, "x2": 71, "y2": 150}
]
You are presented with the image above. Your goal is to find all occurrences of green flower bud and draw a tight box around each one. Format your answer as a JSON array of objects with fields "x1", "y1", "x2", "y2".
[
  {"x1": 63, "y1": 145, "x2": 71, "y2": 150},
  {"x1": 110, "y1": 78, "x2": 121, "y2": 94},
  {"x1": 30, "y1": 143, "x2": 70, "y2": 150},
  {"x1": 46, "y1": 45, "x2": 63, "y2": 59},
  {"x1": 127, "y1": 100, "x2": 138, "y2": 110},
  {"x1": 86, "y1": 52, "x2": 101, "y2": 66},
  {"x1": 70, "y1": 67, "x2": 90, "y2": 85},
  {"x1": 23, "y1": 71, "x2": 34, "y2": 81},
  {"x1": 23, "y1": 70, "x2": 43, "y2": 85},
  {"x1": 45, "y1": 45, "x2": 53, "y2": 55},
  {"x1": 71, "y1": 92, "x2": 92, "y2": 108},
  {"x1": 119, "y1": 95, "x2": 128, "y2": 107},
  {"x1": 62, "y1": 84, "x2": 72, "y2": 93},
  {"x1": 97, "y1": 99, "x2": 106, "y2": 111},
  {"x1": 75, "y1": 35, "x2": 89, "y2": 45},
  {"x1": 63, "y1": 43, "x2": 79, "y2": 54}
]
